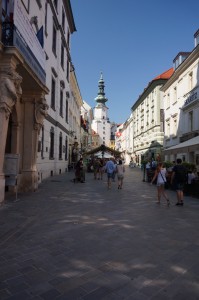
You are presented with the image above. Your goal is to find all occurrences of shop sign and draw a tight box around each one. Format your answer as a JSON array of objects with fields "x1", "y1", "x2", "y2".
[{"x1": 184, "y1": 91, "x2": 198, "y2": 107}]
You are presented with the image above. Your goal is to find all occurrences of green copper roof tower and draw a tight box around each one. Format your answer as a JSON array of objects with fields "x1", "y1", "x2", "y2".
[{"x1": 95, "y1": 73, "x2": 108, "y2": 105}]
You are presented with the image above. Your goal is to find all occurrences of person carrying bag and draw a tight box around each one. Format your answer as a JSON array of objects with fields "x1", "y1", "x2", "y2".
[{"x1": 151, "y1": 162, "x2": 170, "y2": 206}]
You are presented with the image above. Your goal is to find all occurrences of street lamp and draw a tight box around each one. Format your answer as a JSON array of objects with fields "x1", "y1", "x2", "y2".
[
  {"x1": 141, "y1": 153, "x2": 146, "y2": 182},
  {"x1": 72, "y1": 136, "x2": 79, "y2": 165}
]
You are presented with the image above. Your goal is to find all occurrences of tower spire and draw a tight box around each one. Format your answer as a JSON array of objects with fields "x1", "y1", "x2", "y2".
[{"x1": 95, "y1": 72, "x2": 108, "y2": 104}]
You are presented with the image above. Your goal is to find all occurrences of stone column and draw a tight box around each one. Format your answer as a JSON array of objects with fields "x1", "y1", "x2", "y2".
[
  {"x1": 18, "y1": 93, "x2": 48, "y2": 192},
  {"x1": 0, "y1": 67, "x2": 22, "y2": 204}
]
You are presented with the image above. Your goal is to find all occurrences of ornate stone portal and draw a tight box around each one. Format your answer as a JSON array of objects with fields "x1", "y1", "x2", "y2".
[
  {"x1": 0, "y1": 67, "x2": 22, "y2": 204},
  {"x1": 0, "y1": 62, "x2": 48, "y2": 204}
]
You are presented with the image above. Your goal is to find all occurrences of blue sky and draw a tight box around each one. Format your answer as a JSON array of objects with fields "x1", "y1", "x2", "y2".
[{"x1": 70, "y1": 0, "x2": 199, "y2": 124}]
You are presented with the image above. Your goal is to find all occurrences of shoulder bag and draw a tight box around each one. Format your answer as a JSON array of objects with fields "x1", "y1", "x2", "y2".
[{"x1": 160, "y1": 171, "x2": 169, "y2": 189}]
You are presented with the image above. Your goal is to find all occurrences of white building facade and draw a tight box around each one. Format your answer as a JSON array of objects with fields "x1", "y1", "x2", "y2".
[
  {"x1": 122, "y1": 115, "x2": 134, "y2": 164},
  {"x1": 131, "y1": 69, "x2": 173, "y2": 165},
  {"x1": 80, "y1": 101, "x2": 93, "y2": 154},
  {"x1": 35, "y1": 0, "x2": 82, "y2": 180},
  {"x1": 0, "y1": 0, "x2": 81, "y2": 203},
  {"x1": 163, "y1": 30, "x2": 199, "y2": 169}
]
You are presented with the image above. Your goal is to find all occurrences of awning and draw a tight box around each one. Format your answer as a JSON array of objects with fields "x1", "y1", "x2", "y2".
[{"x1": 164, "y1": 135, "x2": 199, "y2": 154}]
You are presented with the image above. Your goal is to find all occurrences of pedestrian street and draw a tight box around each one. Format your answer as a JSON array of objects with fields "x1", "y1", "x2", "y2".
[{"x1": 1, "y1": 167, "x2": 199, "y2": 300}]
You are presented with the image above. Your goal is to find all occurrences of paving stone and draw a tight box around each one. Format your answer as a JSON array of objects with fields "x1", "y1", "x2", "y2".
[
  {"x1": 5, "y1": 290, "x2": 32, "y2": 300},
  {"x1": 39, "y1": 288, "x2": 61, "y2": 300},
  {"x1": 82, "y1": 286, "x2": 112, "y2": 300},
  {"x1": 0, "y1": 289, "x2": 12, "y2": 300},
  {"x1": 1, "y1": 168, "x2": 199, "y2": 299},
  {"x1": 28, "y1": 282, "x2": 54, "y2": 297},
  {"x1": 8, "y1": 282, "x2": 30, "y2": 294}
]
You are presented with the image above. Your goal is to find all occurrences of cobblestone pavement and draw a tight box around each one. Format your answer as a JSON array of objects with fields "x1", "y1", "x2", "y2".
[{"x1": 1, "y1": 167, "x2": 199, "y2": 300}]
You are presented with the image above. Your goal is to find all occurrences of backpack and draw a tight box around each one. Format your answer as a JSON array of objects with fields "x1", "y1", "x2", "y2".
[{"x1": 175, "y1": 165, "x2": 187, "y2": 183}]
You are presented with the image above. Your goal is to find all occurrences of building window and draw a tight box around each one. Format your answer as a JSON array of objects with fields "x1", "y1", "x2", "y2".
[
  {"x1": 189, "y1": 111, "x2": 193, "y2": 132},
  {"x1": 44, "y1": 2, "x2": 48, "y2": 35},
  {"x1": 41, "y1": 126, "x2": 44, "y2": 159},
  {"x1": 65, "y1": 137, "x2": 68, "y2": 160},
  {"x1": 166, "y1": 93, "x2": 170, "y2": 108},
  {"x1": 51, "y1": 77, "x2": 56, "y2": 110},
  {"x1": 54, "y1": 0, "x2": 58, "y2": 10},
  {"x1": 60, "y1": 89, "x2": 63, "y2": 117},
  {"x1": 173, "y1": 117, "x2": 178, "y2": 136},
  {"x1": 49, "y1": 127, "x2": 54, "y2": 159},
  {"x1": 61, "y1": 42, "x2": 64, "y2": 69},
  {"x1": 65, "y1": 98, "x2": 68, "y2": 123},
  {"x1": 2, "y1": 1, "x2": 8, "y2": 20},
  {"x1": 166, "y1": 121, "x2": 170, "y2": 138},
  {"x1": 21, "y1": 0, "x2": 29, "y2": 12},
  {"x1": 66, "y1": 59, "x2": 69, "y2": 82},
  {"x1": 67, "y1": 29, "x2": 70, "y2": 46},
  {"x1": 52, "y1": 23, "x2": 57, "y2": 55},
  {"x1": 62, "y1": 8, "x2": 65, "y2": 31},
  {"x1": 173, "y1": 86, "x2": 177, "y2": 104},
  {"x1": 189, "y1": 72, "x2": 193, "y2": 91},
  {"x1": 151, "y1": 110, "x2": 154, "y2": 122},
  {"x1": 59, "y1": 132, "x2": 63, "y2": 160}
]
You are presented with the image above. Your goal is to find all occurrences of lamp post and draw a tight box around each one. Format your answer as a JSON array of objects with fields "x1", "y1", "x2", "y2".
[
  {"x1": 72, "y1": 136, "x2": 79, "y2": 166},
  {"x1": 141, "y1": 154, "x2": 146, "y2": 182}
]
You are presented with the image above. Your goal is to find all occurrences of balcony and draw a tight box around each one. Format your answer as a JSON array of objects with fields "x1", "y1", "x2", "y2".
[
  {"x1": 180, "y1": 131, "x2": 199, "y2": 143},
  {"x1": 2, "y1": 21, "x2": 46, "y2": 84},
  {"x1": 2, "y1": 22, "x2": 14, "y2": 46}
]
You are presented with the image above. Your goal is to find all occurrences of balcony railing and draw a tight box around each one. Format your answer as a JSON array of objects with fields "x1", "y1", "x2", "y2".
[{"x1": 2, "y1": 22, "x2": 14, "y2": 46}]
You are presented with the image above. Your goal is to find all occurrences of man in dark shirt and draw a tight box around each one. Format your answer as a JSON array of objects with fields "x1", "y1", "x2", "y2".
[{"x1": 171, "y1": 158, "x2": 187, "y2": 206}]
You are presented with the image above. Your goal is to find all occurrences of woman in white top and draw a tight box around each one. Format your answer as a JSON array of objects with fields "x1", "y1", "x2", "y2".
[
  {"x1": 151, "y1": 162, "x2": 170, "y2": 206},
  {"x1": 116, "y1": 159, "x2": 125, "y2": 189}
]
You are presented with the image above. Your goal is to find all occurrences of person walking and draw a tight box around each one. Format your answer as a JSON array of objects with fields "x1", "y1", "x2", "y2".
[
  {"x1": 75, "y1": 158, "x2": 85, "y2": 183},
  {"x1": 105, "y1": 158, "x2": 116, "y2": 189},
  {"x1": 116, "y1": 159, "x2": 125, "y2": 189},
  {"x1": 93, "y1": 158, "x2": 100, "y2": 180},
  {"x1": 151, "y1": 162, "x2": 170, "y2": 206},
  {"x1": 112, "y1": 159, "x2": 117, "y2": 182},
  {"x1": 99, "y1": 158, "x2": 104, "y2": 180},
  {"x1": 146, "y1": 160, "x2": 151, "y2": 182},
  {"x1": 171, "y1": 158, "x2": 187, "y2": 206}
]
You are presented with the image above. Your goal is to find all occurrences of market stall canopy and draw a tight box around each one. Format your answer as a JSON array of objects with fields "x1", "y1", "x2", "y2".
[
  {"x1": 94, "y1": 152, "x2": 112, "y2": 158},
  {"x1": 85, "y1": 144, "x2": 122, "y2": 157}
]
